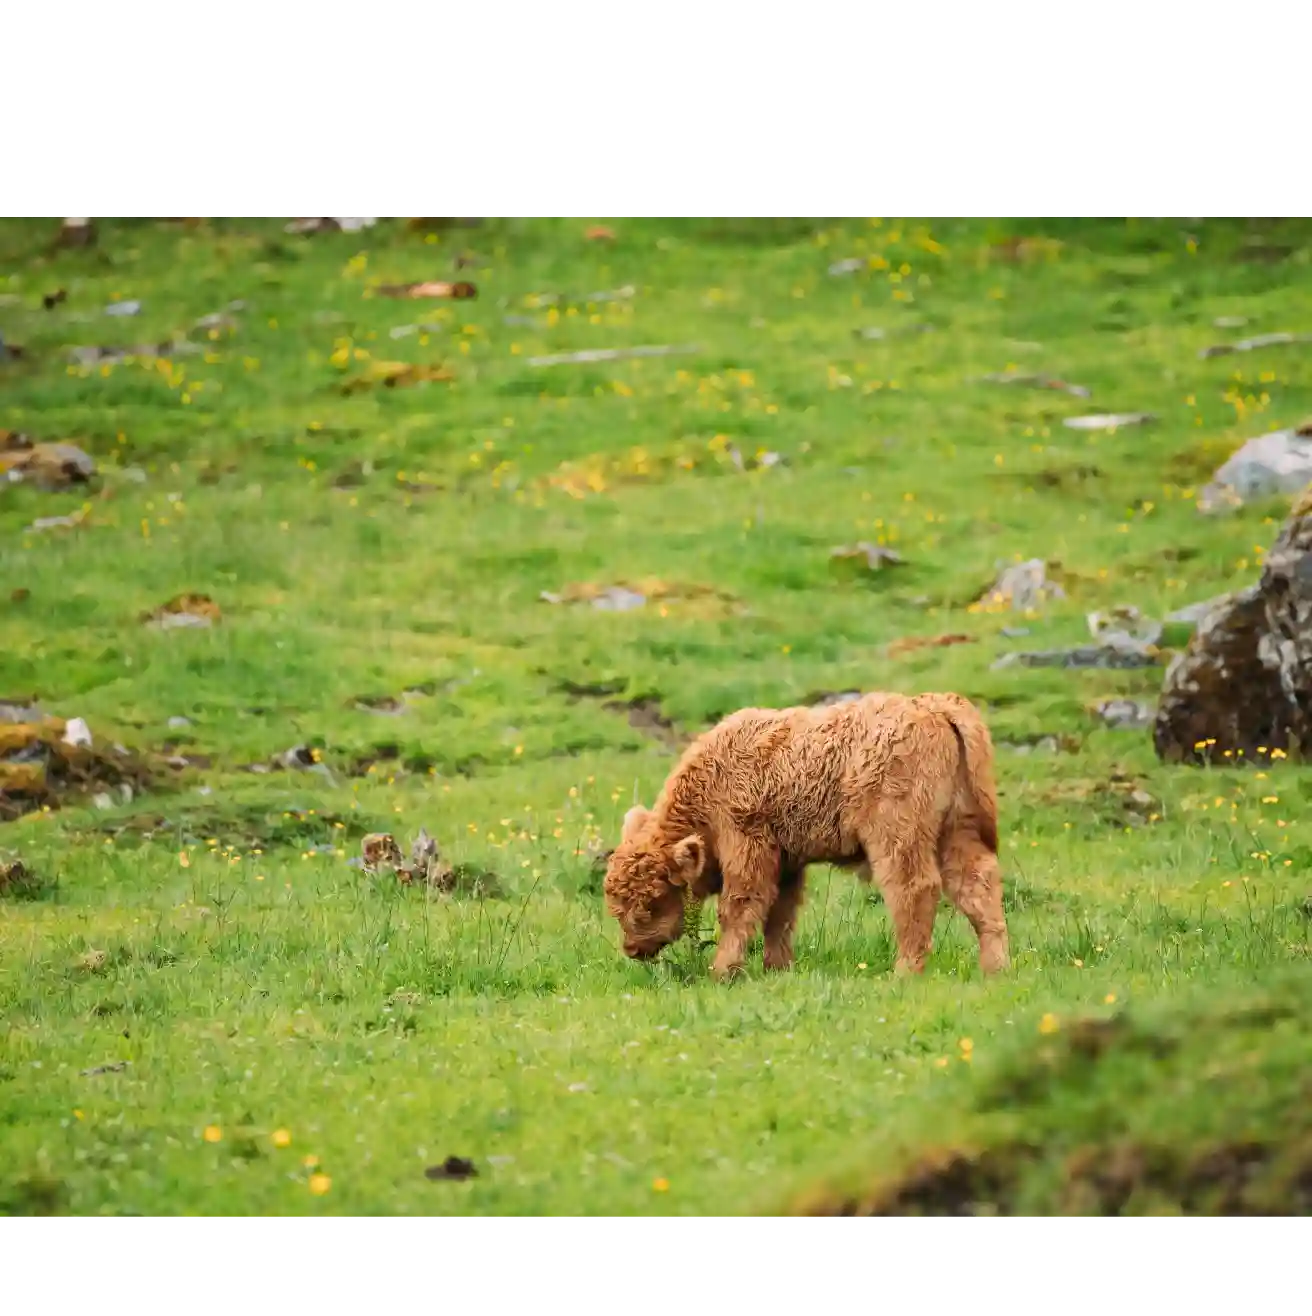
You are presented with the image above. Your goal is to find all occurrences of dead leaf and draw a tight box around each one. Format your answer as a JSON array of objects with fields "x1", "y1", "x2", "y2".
[
  {"x1": 584, "y1": 226, "x2": 616, "y2": 242},
  {"x1": 76, "y1": 949, "x2": 109, "y2": 973},
  {"x1": 887, "y1": 633, "x2": 976, "y2": 658},
  {"x1": 339, "y1": 361, "x2": 455, "y2": 394},
  {"x1": 361, "y1": 832, "x2": 406, "y2": 874},
  {"x1": 425, "y1": 1156, "x2": 478, "y2": 1181},
  {"x1": 11, "y1": 588, "x2": 30, "y2": 604},
  {"x1": 376, "y1": 281, "x2": 477, "y2": 300},
  {"x1": 143, "y1": 594, "x2": 221, "y2": 629}
]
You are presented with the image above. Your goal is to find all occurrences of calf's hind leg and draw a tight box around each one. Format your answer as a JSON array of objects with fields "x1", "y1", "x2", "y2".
[
  {"x1": 864, "y1": 828, "x2": 942, "y2": 976},
  {"x1": 942, "y1": 828, "x2": 1009, "y2": 974}
]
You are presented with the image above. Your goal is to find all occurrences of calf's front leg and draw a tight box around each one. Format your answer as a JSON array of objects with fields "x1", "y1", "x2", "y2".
[{"x1": 711, "y1": 837, "x2": 779, "y2": 980}]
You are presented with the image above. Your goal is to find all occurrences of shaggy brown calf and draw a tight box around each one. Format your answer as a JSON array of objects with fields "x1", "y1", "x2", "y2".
[{"x1": 603, "y1": 691, "x2": 1007, "y2": 980}]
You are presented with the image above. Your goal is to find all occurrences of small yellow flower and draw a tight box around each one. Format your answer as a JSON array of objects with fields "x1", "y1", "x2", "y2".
[
  {"x1": 934, "y1": 1057, "x2": 950, "y2": 1069},
  {"x1": 272, "y1": 1129, "x2": 292, "y2": 1149},
  {"x1": 958, "y1": 1038, "x2": 973, "y2": 1053},
  {"x1": 1072, "y1": 958, "x2": 1084, "y2": 968},
  {"x1": 203, "y1": 1125, "x2": 222, "y2": 1143},
  {"x1": 73, "y1": 1109, "x2": 84, "y2": 1121},
  {"x1": 303, "y1": 1154, "x2": 319, "y2": 1169},
  {"x1": 1038, "y1": 1013, "x2": 1060, "y2": 1035},
  {"x1": 857, "y1": 962, "x2": 867, "y2": 971},
  {"x1": 652, "y1": 1177, "x2": 670, "y2": 1192},
  {"x1": 308, "y1": 1174, "x2": 332, "y2": 1195},
  {"x1": 1104, "y1": 993, "x2": 1117, "y2": 1005}
]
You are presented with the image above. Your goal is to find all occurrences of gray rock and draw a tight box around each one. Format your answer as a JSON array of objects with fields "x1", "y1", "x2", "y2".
[
  {"x1": 980, "y1": 559, "x2": 1066, "y2": 612},
  {"x1": 1087, "y1": 605, "x2": 1163, "y2": 649},
  {"x1": 1199, "y1": 331, "x2": 1312, "y2": 360},
  {"x1": 1095, "y1": 699, "x2": 1156, "y2": 730},
  {"x1": 993, "y1": 641, "x2": 1161, "y2": 671},
  {"x1": 1156, "y1": 486, "x2": 1312, "y2": 762},
  {"x1": 1198, "y1": 428, "x2": 1312, "y2": 513}
]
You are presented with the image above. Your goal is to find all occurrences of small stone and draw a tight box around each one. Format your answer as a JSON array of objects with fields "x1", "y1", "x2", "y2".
[
  {"x1": 978, "y1": 559, "x2": 1065, "y2": 612},
  {"x1": 62, "y1": 717, "x2": 93, "y2": 748},
  {"x1": 1095, "y1": 699, "x2": 1155, "y2": 730},
  {"x1": 590, "y1": 586, "x2": 646, "y2": 612},
  {"x1": 829, "y1": 542, "x2": 905, "y2": 573},
  {"x1": 1062, "y1": 413, "x2": 1155, "y2": 431}
]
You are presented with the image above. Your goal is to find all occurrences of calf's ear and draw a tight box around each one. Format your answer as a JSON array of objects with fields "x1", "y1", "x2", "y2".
[
  {"x1": 670, "y1": 835, "x2": 705, "y2": 886},
  {"x1": 621, "y1": 805, "x2": 650, "y2": 841}
]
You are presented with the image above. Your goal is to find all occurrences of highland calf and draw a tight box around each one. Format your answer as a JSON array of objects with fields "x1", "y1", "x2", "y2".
[{"x1": 603, "y1": 692, "x2": 1008, "y2": 980}]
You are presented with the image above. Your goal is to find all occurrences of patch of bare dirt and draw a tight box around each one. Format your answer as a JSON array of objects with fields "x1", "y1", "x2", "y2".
[
  {"x1": 603, "y1": 696, "x2": 685, "y2": 751},
  {"x1": 1, "y1": 720, "x2": 155, "y2": 822},
  {"x1": 887, "y1": 633, "x2": 976, "y2": 659}
]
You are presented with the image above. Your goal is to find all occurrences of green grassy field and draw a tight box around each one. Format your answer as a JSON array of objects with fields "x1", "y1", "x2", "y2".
[{"x1": 1, "y1": 217, "x2": 1310, "y2": 1216}]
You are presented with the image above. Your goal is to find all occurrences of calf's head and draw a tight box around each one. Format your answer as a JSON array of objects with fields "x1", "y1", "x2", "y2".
[{"x1": 603, "y1": 805, "x2": 706, "y2": 960}]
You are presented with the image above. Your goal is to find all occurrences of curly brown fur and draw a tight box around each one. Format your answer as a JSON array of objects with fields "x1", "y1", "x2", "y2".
[{"x1": 603, "y1": 691, "x2": 1007, "y2": 980}]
